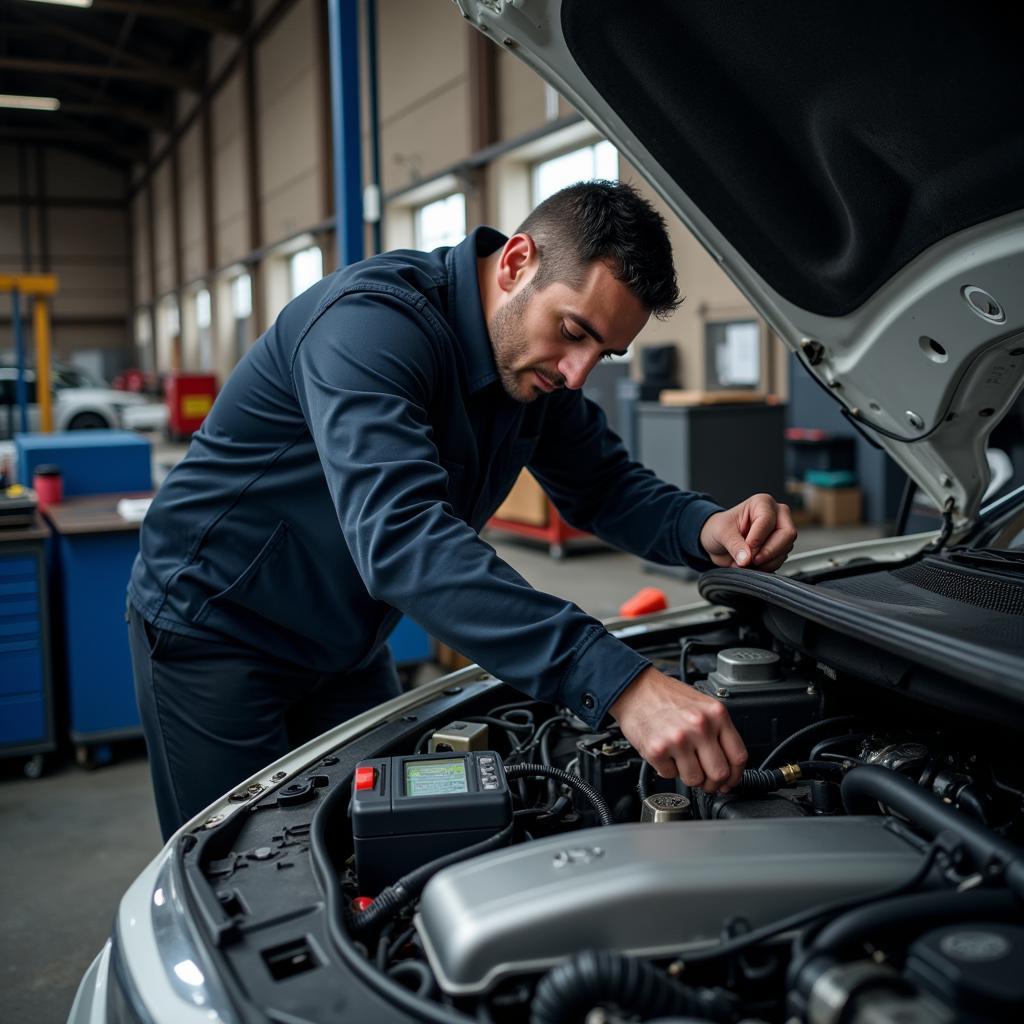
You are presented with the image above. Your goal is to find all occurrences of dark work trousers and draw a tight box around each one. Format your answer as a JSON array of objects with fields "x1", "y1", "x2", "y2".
[{"x1": 127, "y1": 602, "x2": 401, "y2": 840}]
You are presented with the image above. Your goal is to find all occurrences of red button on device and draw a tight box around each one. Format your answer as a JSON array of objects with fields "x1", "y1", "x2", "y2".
[{"x1": 354, "y1": 766, "x2": 376, "y2": 791}]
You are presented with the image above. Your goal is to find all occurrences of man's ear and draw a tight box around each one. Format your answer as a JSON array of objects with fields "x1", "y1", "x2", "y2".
[{"x1": 496, "y1": 233, "x2": 537, "y2": 295}]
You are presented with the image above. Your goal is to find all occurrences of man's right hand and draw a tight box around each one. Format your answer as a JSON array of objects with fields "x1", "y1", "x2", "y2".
[{"x1": 610, "y1": 665, "x2": 748, "y2": 793}]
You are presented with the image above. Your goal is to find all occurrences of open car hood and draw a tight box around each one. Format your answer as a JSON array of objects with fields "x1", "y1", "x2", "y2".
[{"x1": 454, "y1": 0, "x2": 1024, "y2": 528}]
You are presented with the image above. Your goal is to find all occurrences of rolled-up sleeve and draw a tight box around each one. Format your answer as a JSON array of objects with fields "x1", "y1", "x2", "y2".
[{"x1": 289, "y1": 287, "x2": 649, "y2": 726}]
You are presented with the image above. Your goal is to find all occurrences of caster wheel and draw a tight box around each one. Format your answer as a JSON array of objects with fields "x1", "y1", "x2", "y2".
[
  {"x1": 549, "y1": 544, "x2": 566, "y2": 560},
  {"x1": 76, "y1": 745, "x2": 97, "y2": 771},
  {"x1": 23, "y1": 754, "x2": 45, "y2": 780}
]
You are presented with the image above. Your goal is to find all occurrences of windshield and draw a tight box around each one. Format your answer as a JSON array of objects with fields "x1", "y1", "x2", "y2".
[{"x1": 51, "y1": 365, "x2": 108, "y2": 389}]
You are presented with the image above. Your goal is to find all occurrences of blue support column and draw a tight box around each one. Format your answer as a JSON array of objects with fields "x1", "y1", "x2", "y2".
[
  {"x1": 327, "y1": 0, "x2": 364, "y2": 269},
  {"x1": 10, "y1": 290, "x2": 29, "y2": 435}
]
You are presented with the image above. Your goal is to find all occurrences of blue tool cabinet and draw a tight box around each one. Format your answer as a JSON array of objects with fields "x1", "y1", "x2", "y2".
[
  {"x1": 15, "y1": 430, "x2": 152, "y2": 495},
  {"x1": 44, "y1": 493, "x2": 147, "y2": 762},
  {"x1": 0, "y1": 514, "x2": 55, "y2": 775}
]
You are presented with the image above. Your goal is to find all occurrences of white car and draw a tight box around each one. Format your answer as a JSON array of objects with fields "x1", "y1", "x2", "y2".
[
  {"x1": 69, "y1": 3, "x2": 1024, "y2": 1023},
  {"x1": 0, "y1": 363, "x2": 168, "y2": 438}
]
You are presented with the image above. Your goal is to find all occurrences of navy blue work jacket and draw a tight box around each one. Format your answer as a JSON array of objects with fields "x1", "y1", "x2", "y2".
[{"x1": 129, "y1": 228, "x2": 723, "y2": 728}]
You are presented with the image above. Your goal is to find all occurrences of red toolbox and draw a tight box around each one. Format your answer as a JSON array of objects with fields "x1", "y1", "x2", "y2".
[{"x1": 164, "y1": 373, "x2": 217, "y2": 440}]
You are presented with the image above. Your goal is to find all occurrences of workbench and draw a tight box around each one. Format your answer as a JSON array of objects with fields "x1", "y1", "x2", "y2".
[
  {"x1": 43, "y1": 493, "x2": 150, "y2": 767},
  {"x1": 0, "y1": 513, "x2": 55, "y2": 777}
]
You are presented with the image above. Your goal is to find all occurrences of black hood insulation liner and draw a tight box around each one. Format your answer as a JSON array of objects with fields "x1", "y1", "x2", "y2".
[{"x1": 563, "y1": 0, "x2": 1024, "y2": 315}]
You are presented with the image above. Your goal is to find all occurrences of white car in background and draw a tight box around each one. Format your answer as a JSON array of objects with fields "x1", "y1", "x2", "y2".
[{"x1": 0, "y1": 362, "x2": 167, "y2": 438}]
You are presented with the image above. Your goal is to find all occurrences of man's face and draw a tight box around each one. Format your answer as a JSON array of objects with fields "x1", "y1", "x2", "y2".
[{"x1": 488, "y1": 260, "x2": 650, "y2": 403}]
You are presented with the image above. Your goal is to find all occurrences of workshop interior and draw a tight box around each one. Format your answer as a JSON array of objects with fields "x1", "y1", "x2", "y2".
[{"x1": 2, "y1": 2, "x2": 1024, "y2": 1024}]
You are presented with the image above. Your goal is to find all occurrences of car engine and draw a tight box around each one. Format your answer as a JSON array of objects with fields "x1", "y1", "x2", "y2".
[{"x1": 183, "y1": 556, "x2": 1024, "y2": 1024}]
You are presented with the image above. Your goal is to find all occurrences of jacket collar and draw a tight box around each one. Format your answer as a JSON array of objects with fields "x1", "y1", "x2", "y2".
[{"x1": 447, "y1": 226, "x2": 508, "y2": 395}]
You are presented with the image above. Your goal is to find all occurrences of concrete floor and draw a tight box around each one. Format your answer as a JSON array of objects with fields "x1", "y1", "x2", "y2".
[{"x1": 1, "y1": 471, "x2": 882, "y2": 1022}]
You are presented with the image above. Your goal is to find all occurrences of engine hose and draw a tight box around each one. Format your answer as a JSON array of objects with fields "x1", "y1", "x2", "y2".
[
  {"x1": 348, "y1": 819, "x2": 515, "y2": 935},
  {"x1": 638, "y1": 760, "x2": 654, "y2": 800},
  {"x1": 505, "y1": 762, "x2": 615, "y2": 826},
  {"x1": 791, "y1": 888, "x2": 1019, "y2": 1002},
  {"x1": 841, "y1": 765, "x2": 1024, "y2": 899},
  {"x1": 736, "y1": 760, "x2": 844, "y2": 794},
  {"x1": 529, "y1": 950, "x2": 736, "y2": 1024}
]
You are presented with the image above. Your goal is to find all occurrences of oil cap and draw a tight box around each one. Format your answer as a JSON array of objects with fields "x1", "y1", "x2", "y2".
[{"x1": 640, "y1": 792, "x2": 691, "y2": 823}]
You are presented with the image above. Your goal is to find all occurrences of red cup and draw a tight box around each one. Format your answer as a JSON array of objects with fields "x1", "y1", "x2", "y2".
[{"x1": 33, "y1": 464, "x2": 63, "y2": 511}]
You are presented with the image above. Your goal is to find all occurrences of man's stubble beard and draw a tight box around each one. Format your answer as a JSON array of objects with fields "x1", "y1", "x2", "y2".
[{"x1": 488, "y1": 284, "x2": 540, "y2": 404}]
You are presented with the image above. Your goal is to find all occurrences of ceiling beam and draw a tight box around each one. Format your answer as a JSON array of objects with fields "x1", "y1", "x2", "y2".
[
  {"x1": 0, "y1": 55, "x2": 200, "y2": 91},
  {"x1": 0, "y1": 125, "x2": 146, "y2": 164},
  {"x1": 1, "y1": 16, "x2": 168, "y2": 71},
  {"x1": 60, "y1": 98, "x2": 173, "y2": 133},
  {"x1": 91, "y1": 1, "x2": 247, "y2": 37}
]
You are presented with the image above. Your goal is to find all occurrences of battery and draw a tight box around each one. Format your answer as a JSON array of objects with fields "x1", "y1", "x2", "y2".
[{"x1": 351, "y1": 750, "x2": 512, "y2": 895}]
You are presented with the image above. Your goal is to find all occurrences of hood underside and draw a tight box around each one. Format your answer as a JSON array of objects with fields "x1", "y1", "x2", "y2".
[{"x1": 456, "y1": 0, "x2": 1024, "y2": 526}]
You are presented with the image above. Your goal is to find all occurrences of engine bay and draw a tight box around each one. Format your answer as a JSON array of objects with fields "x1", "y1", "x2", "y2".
[{"x1": 179, "y1": 559, "x2": 1024, "y2": 1024}]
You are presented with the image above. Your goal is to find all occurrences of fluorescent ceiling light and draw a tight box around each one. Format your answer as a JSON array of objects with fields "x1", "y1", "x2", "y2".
[
  {"x1": 0, "y1": 94, "x2": 61, "y2": 111},
  {"x1": 22, "y1": 1, "x2": 94, "y2": 8}
]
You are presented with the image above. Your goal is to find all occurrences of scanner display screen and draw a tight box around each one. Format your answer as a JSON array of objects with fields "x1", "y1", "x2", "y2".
[{"x1": 405, "y1": 758, "x2": 468, "y2": 797}]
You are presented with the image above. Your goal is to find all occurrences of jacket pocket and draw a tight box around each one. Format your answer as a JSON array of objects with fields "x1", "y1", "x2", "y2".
[{"x1": 193, "y1": 520, "x2": 290, "y2": 625}]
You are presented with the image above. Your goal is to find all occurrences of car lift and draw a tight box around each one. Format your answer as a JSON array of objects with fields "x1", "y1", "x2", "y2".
[{"x1": 1, "y1": 273, "x2": 58, "y2": 434}]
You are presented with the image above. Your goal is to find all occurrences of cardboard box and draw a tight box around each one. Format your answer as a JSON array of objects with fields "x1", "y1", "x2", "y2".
[
  {"x1": 659, "y1": 389, "x2": 768, "y2": 407},
  {"x1": 493, "y1": 469, "x2": 548, "y2": 526},
  {"x1": 434, "y1": 641, "x2": 472, "y2": 671},
  {"x1": 804, "y1": 485, "x2": 863, "y2": 527}
]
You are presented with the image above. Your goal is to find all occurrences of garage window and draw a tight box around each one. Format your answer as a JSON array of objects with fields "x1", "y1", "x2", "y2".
[
  {"x1": 705, "y1": 319, "x2": 761, "y2": 389},
  {"x1": 289, "y1": 246, "x2": 323, "y2": 300},
  {"x1": 196, "y1": 288, "x2": 212, "y2": 371},
  {"x1": 415, "y1": 193, "x2": 465, "y2": 252},
  {"x1": 532, "y1": 140, "x2": 618, "y2": 204},
  {"x1": 231, "y1": 273, "x2": 253, "y2": 364}
]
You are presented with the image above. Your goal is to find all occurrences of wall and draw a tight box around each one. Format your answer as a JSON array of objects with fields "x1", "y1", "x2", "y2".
[
  {"x1": 0, "y1": 143, "x2": 131, "y2": 377},
  {"x1": 121, "y1": 0, "x2": 780, "y2": 401}
]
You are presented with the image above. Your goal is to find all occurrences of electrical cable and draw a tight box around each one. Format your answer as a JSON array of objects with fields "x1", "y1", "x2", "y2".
[
  {"x1": 758, "y1": 715, "x2": 862, "y2": 770},
  {"x1": 678, "y1": 838, "x2": 946, "y2": 967},
  {"x1": 348, "y1": 820, "x2": 515, "y2": 935},
  {"x1": 311, "y1": 783, "x2": 477, "y2": 1024},
  {"x1": 505, "y1": 763, "x2": 614, "y2": 826}
]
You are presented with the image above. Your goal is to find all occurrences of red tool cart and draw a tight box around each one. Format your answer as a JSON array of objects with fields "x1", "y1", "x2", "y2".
[{"x1": 164, "y1": 373, "x2": 217, "y2": 441}]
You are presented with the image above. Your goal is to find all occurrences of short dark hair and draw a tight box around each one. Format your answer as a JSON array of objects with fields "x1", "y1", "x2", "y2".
[{"x1": 515, "y1": 180, "x2": 681, "y2": 318}]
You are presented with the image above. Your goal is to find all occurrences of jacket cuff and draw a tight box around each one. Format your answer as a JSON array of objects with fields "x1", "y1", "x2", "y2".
[
  {"x1": 678, "y1": 498, "x2": 725, "y2": 570},
  {"x1": 557, "y1": 627, "x2": 651, "y2": 729}
]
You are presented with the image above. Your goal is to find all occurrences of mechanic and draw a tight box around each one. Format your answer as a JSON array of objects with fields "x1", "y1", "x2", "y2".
[{"x1": 127, "y1": 181, "x2": 797, "y2": 839}]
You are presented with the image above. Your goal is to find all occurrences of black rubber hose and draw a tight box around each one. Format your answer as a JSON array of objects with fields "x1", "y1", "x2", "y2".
[
  {"x1": 736, "y1": 761, "x2": 843, "y2": 794},
  {"x1": 841, "y1": 765, "x2": 1024, "y2": 898},
  {"x1": 387, "y1": 959, "x2": 436, "y2": 998},
  {"x1": 638, "y1": 760, "x2": 654, "y2": 801},
  {"x1": 530, "y1": 950, "x2": 735, "y2": 1024},
  {"x1": 310, "y1": 782, "x2": 477, "y2": 1024},
  {"x1": 638, "y1": 760, "x2": 840, "y2": 802},
  {"x1": 349, "y1": 820, "x2": 515, "y2": 934},
  {"x1": 505, "y1": 762, "x2": 614, "y2": 826}
]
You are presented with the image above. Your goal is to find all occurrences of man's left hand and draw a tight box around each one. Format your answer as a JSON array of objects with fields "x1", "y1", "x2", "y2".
[{"x1": 699, "y1": 493, "x2": 797, "y2": 572}]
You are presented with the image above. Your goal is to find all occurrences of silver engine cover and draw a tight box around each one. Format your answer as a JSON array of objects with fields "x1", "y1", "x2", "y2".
[{"x1": 414, "y1": 816, "x2": 922, "y2": 994}]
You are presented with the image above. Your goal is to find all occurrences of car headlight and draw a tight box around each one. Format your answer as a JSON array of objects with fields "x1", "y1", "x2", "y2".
[{"x1": 113, "y1": 847, "x2": 239, "y2": 1024}]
